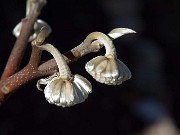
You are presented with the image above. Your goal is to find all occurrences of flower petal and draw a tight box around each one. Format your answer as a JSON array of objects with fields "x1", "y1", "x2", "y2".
[
  {"x1": 74, "y1": 74, "x2": 92, "y2": 94},
  {"x1": 59, "y1": 81, "x2": 74, "y2": 107},
  {"x1": 44, "y1": 77, "x2": 60, "y2": 104},
  {"x1": 85, "y1": 56, "x2": 107, "y2": 72},
  {"x1": 117, "y1": 59, "x2": 131, "y2": 81},
  {"x1": 51, "y1": 79, "x2": 63, "y2": 104},
  {"x1": 13, "y1": 19, "x2": 52, "y2": 42},
  {"x1": 95, "y1": 59, "x2": 108, "y2": 73},
  {"x1": 12, "y1": 22, "x2": 22, "y2": 38},
  {"x1": 108, "y1": 28, "x2": 136, "y2": 39},
  {"x1": 72, "y1": 74, "x2": 92, "y2": 104},
  {"x1": 36, "y1": 73, "x2": 58, "y2": 91},
  {"x1": 36, "y1": 78, "x2": 48, "y2": 91}
]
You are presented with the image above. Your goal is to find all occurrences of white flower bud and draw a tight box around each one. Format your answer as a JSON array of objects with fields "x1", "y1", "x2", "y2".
[
  {"x1": 37, "y1": 74, "x2": 92, "y2": 107},
  {"x1": 85, "y1": 55, "x2": 131, "y2": 85},
  {"x1": 13, "y1": 19, "x2": 51, "y2": 42},
  {"x1": 36, "y1": 44, "x2": 92, "y2": 107},
  {"x1": 84, "y1": 28, "x2": 135, "y2": 85}
]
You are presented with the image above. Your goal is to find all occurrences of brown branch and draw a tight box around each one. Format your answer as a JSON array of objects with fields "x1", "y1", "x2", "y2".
[
  {"x1": 0, "y1": 65, "x2": 40, "y2": 104},
  {"x1": 1, "y1": 0, "x2": 47, "y2": 81},
  {"x1": 0, "y1": 39, "x2": 103, "y2": 105},
  {"x1": 0, "y1": 45, "x2": 42, "y2": 104}
]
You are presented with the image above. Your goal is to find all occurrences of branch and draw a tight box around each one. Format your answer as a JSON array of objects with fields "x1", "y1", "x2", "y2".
[
  {"x1": 0, "y1": 27, "x2": 135, "y2": 104},
  {"x1": 0, "y1": 39, "x2": 102, "y2": 105},
  {"x1": 1, "y1": 0, "x2": 47, "y2": 80}
]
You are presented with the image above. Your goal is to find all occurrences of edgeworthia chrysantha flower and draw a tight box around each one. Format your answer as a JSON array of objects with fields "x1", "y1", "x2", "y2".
[
  {"x1": 36, "y1": 44, "x2": 92, "y2": 107},
  {"x1": 13, "y1": 0, "x2": 51, "y2": 42},
  {"x1": 85, "y1": 28, "x2": 135, "y2": 85}
]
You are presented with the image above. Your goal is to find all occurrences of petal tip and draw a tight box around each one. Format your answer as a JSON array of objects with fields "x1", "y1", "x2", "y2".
[{"x1": 108, "y1": 28, "x2": 136, "y2": 39}]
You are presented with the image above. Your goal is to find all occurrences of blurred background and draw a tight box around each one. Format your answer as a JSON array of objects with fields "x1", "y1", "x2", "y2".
[{"x1": 0, "y1": 0, "x2": 180, "y2": 135}]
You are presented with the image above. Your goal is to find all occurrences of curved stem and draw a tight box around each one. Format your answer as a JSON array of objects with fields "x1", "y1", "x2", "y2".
[
  {"x1": 38, "y1": 44, "x2": 71, "y2": 79},
  {"x1": 83, "y1": 32, "x2": 116, "y2": 56}
]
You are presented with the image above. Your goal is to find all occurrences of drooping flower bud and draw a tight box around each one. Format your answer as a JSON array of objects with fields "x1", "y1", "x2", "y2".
[
  {"x1": 36, "y1": 44, "x2": 92, "y2": 107},
  {"x1": 85, "y1": 28, "x2": 135, "y2": 85}
]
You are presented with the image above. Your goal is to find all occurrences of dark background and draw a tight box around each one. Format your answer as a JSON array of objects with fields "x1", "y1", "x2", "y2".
[{"x1": 0, "y1": 0, "x2": 180, "y2": 135}]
